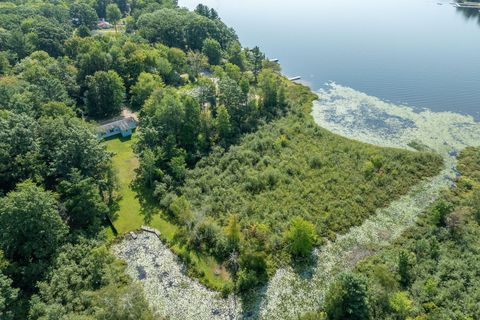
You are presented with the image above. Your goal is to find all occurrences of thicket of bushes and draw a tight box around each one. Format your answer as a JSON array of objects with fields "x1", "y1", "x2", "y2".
[{"x1": 312, "y1": 147, "x2": 480, "y2": 320}]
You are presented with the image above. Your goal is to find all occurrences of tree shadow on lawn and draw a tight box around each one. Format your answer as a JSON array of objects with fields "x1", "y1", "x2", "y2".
[{"x1": 131, "y1": 181, "x2": 160, "y2": 225}]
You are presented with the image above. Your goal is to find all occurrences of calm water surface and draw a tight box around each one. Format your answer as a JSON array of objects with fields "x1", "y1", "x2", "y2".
[{"x1": 179, "y1": 0, "x2": 480, "y2": 120}]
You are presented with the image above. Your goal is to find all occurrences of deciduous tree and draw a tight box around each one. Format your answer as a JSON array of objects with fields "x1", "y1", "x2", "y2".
[{"x1": 85, "y1": 70, "x2": 125, "y2": 119}]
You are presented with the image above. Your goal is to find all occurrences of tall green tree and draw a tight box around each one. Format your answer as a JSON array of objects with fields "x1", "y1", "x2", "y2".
[
  {"x1": 29, "y1": 242, "x2": 153, "y2": 320},
  {"x1": 20, "y1": 17, "x2": 69, "y2": 57},
  {"x1": 202, "y1": 38, "x2": 222, "y2": 65},
  {"x1": 0, "y1": 112, "x2": 41, "y2": 192},
  {"x1": 325, "y1": 273, "x2": 371, "y2": 320},
  {"x1": 38, "y1": 116, "x2": 113, "y2": 188},
  {"x1": 398, "y1": 251, "x2": 413, "y2": 288},
  {"x1": 106, "y1": 4, "x2": 122, "y2": 32},
  {"x1": 85, "y1": 70, "x2": 125, "y2": 119},
  {"x1": 0, "y1": 273, "x2": 17, "y2": 320},
  {"x1": 130, "y1": 72, "x2": 164, "y2": 110},
  {"x1": 258, "y1": 69, "x2": 279, "y2": 120},
  {"x1": 0, "y1": 252, "x2": 18, "y2": 320},
  {"x1": 58, "y1": 170, "x2": 109, "y2": 230},
  {"x1": 249, "y1": 46, "x2": 264, "y2": 84},
  {"x1": 187, "y1": 50, "x2": 208, "y2": 78},
  {"x1": 215, "y1": 105, "x2": 232, "y2": 147},
  {"x1": 180, "y1": 95, "x2": 201, "y2": 159},
  {"x1": 69, "y1": 3, "x2": 99, "y2": 29},
  {"x1": 0, "y1": 182, "x2": 68, "y2": 289}
]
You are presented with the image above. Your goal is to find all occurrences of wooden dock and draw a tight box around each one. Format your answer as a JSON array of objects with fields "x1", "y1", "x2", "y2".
[{"x1": 453, "y1": 1, "x2": 480, "y2": 8}]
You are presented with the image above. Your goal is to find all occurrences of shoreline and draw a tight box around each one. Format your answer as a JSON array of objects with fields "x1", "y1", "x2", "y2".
[{"x1": 111, "y1": 81, "x2": 480, "y2": 319}]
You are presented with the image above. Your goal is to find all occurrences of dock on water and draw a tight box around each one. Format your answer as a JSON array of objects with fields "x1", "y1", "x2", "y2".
[
  {"x1": 288, "y1": 76, "x2": 302, "y2": 81},
  {"x1": 453, "y1": 1, "x2": 480, "y2": 8}
]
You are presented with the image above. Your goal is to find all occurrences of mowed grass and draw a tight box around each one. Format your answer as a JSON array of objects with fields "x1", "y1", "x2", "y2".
[
  {"x1": 104, "y1": 135, "x2": 231, "y2": 289},
  {"x1": 105, "y1": 136, "x2": 144, "y2": 234}
]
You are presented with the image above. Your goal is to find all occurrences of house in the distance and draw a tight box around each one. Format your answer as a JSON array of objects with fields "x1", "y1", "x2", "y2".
[
  {"x1": 98, "y1": 116, "x2": 137, "y2": 139},
  {"x1": 97, "y1": 18, "x2": 112, "y2": 29}
]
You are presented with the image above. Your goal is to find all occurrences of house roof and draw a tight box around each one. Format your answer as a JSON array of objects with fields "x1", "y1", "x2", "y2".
[{"x1": 99, "y1": 116, "x2": 137, "y2": 132}]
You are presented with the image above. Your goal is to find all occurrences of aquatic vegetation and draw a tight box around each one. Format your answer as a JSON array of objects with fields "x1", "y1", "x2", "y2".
[
  {"x1": 113, "y1": 232, "x2": 241, "y2": 320},
  {"x1": 255, "y1": 84, "x2": 480, "y2": 318},
  {"x1": 113, "y1": 85, "x2": 480, "y2": 319},
  {"x1": 312, "y1": 83, "x2": 480, "y2": 155}
]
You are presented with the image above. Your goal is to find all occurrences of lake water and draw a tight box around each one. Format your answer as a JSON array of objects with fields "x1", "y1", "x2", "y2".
[{"x1": 179, "y1": 0, "x2": 480, "y2": 120}]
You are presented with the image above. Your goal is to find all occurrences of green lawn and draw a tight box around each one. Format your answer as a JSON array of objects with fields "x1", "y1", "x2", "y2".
[
  {"x1": 104, "y1": 135, "x2": 231, "y2": 289},
  {"x1": 105, "y1": 136, "x2": 144, "y2": 234}
]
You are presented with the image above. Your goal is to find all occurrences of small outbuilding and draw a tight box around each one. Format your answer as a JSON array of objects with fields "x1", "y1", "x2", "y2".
[
  {"x1": 97, "y1": 19, "x2": 112, "y2": 29},
  {"x1": 98, "y1": 116, "x2": 137, "y2": 139}
]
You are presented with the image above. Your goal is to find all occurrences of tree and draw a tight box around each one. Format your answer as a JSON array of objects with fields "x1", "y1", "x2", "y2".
[
  {"x1": 285, "y1": 217, "x2": 316, "y2": 257},
  {"x1": 180, "y1": 95, "x2": 201, "y2": 158},
  {"x1": 69, "y1": 3, "x2": 99, "y2": 29},
  {"x1": 218, "y1": 77, "x2": 248, "y2": 135},
  {"x1": 29, "y1": 241, "x2": 153, "y2": 320},
  {"x1": 0, "y1": 252, "x2": 18, "y2": 320},
  {"x1": 0, "y1": 52, "x2": 10, "y2": 75},
  {"x1": 106, "y1": 4, "x2": 122, "y2": 32},
  {"x1": 40, "y1": 101, "x2": 76, "y2": 119},
  {"x1": 138, "y1": 149, "x2": 161, "y2": 189},
  {"x1": 277, "y1": 85, "x2": 288, "y2": 114},
  {"x1": 76, "y1": 25, "x2": 92, "y2": 38},
  {"x1": 258, "y1": 69, "x2": 279, "y2": 119},
  {"x1": 0, "y1": 272, "x2": 18, "y2": 320},
  {"x1": 87, "y1": 283, "x2": 154, "y2": 320},
  {"x1": 215, "y1": 105, "x2": 232, "y2": 147},
  {"x1": 473, "y1": 191, "x2": 480, "y2": 223},
  {"x1": 187, "y1": 50, "x2": 208, "y2": 78},
  {"x1": 58, "y1": 170, "x2": 109, "y2": 230},
  {"x1": 169, "y1": 195, "x2": 194, "y2": 229},
  {"x1": 195, "y1": 4, "x2": 218, "y2": 20},
  {"x1": 227, "y1": 41, "x2": 246, "y2": 70},
  {"x1": 167, "y1": 47, "x2": 187, "y2": 72},
  {"x1": 202, "y1": 38, "x2": 222, "y2": 65},
  {"x1": 37, "y1": 116, "x2": 114, "y2": 196},
  {"x1": 113, "y1": 0, "x2": 129, "y2": 15},
  {"x1": 0, "y1": 182, "x2": 68, "y2": 288},
  {"x1": 325, "y1": 272, "x2": 371, "y2": 320},
  {"x1": 398, "y1": 251, "x2": 413, "y2": 288},
  {"x1": 237, "y1": 250, "x2": 268, "y2": 291},
  {"x1": 77, "y1": 48, "x2": 112, "y2": 84},
  {"x1": 0, "y1": 112, "x2": 41, "y2": 193},
  {"x1": 130, "y1": 72, "x2": 164, "y2": 110},
  {"x1": 197, "y1": 76, "x2": 216, "y2": 106},
  {"x1": 389, "y1": 291, "x2": 413, "y2": 320},
  {"x1": 20, "y1": 17, "x2": 69, "y2": 57},
  {"x1": 432, "y1": 199, "x2": 454, "y2": 227},
  {"x1": 249, "y1": 46, "x2": 264, "y2": 84},
  {"x1": 85, "y1": 70, "x2": 125, "y2": 119}
]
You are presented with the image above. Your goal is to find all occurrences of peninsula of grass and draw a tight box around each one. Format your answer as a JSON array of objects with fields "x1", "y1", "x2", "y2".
[{"x1": 181, "y1": 83, "x2": 443, "y2": 262}]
